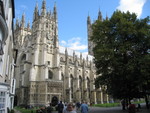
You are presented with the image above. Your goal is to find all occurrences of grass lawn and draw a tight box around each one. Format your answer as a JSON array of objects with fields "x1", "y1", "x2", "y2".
[
  {"x1": 92, "y1": 100, "x2": 145, "y2": 107},
  {"x1": 14, "y1": 107, "x2": 37, "y2": 113},
  {"x1": 92, "y1": 103, "x2": 120, "y2": 107}
]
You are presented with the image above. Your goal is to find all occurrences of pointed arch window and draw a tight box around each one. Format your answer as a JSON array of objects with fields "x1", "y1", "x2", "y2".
[
  {"x1": 70, "y1": 74, "x2": 74, "y2": 98},
  {"x1": 79, "y1": 76, "x2": 83, "y2": 99},
  {"x1": 48, "y1": 70, "x2": 53, "y2": 79},
  {"x1": 87, "y1": 77, "x2": 90, "y2": 98}
]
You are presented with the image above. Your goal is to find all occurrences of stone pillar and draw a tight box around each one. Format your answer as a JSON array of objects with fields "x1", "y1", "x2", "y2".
[
  {"x1": 76, "y1": 89, "x2": 81, "y2": 102},
  {"x1": 29, "y1": 66, "x2": 34, "y2": 81},
  {"x1": 100, "y1": 91, "x2": 104, "y2": 104},
  {"x1": 43, "y1": 44, "x2": 47, "y2": 64},
  {"x1": 45, "y1": 67, "x2": 48, "y2": 79},
  {"x1": 106, "y1": 94, "x2": 109, "y2": 103},
  {"x1": 34, "y1": 49, "x2": 39, "y2": 64},
  {"x1": 83, "y1": 78, "x2": 87, "y2": 101},
  {"x1": 84, "y1": 90, "x2": 88, "y2": 102},
  {"x1": 93, "y1": 91, "x2": 97, "y2": 104},
  {"x1": 66, "y1": 89, "x2": 71, "y2": 102}
]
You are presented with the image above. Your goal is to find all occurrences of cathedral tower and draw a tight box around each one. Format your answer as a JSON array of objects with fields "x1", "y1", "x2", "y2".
[
  {"x1": 87, "y1": 10, "x2": 103, "y2": 55},
  {"x1": 14, "y1": 0, "x2": 61, "y2": 105}
]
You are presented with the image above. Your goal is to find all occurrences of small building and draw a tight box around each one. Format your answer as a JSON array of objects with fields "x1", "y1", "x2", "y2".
[{"x1": 0, "y1": 0, "x2": 16, "y2": 112}]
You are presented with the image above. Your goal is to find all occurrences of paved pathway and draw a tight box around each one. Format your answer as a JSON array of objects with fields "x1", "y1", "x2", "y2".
[
  {"x1": 85, "y1": 106, "x2": 150, "y2": 113},
  {"x1": 52, "y1": 105, "x2": 149, "y2": 113},
  {"x1": 14, "y1": 104, "x2": 150, "y2": 113}
]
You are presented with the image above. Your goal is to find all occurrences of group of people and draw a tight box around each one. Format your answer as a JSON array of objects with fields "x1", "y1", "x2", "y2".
[
  {"x1": 121, "y1": 99, "x2": 141, "y2": 113},
  {"x1": 36, "y1": 103, "x2": 53, "y2": 113},
  {"x1": 36, "y1": 101, "x2": 89, "y2": 113},
  {"x1": 57, "y1": 101, "x2": 89, "y2": 113}
]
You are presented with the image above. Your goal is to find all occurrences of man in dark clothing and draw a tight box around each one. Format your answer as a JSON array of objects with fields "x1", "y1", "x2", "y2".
[
  {"x1": 76, "y1": 102, "x2": 81, "y2": 110},
  {"x1": 57, "y1": 101, "x2": 64, "y2": 113}
]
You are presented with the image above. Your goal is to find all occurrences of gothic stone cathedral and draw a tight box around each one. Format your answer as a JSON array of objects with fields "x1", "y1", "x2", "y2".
[{"x1": 14, "y1": 0, "x2": 111, "y2": 106}]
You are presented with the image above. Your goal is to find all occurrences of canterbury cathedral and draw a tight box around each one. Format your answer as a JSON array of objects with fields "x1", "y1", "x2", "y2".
[{"x1": 14, "y1": 0, "x2": 111, "y2": 106}]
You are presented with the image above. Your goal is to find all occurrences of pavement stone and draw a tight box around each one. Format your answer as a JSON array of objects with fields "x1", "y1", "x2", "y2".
[
  {"x1": 52, "y1": 104, "x2": 150, "y2": 113},
  {"x1": 14, "y1": 104, "x2": 150, "y2": 113}
]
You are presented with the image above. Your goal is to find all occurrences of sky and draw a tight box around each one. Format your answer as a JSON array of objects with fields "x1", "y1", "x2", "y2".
[{"x1": 14, "y1": 0, "x2": 150, "y2": 53}]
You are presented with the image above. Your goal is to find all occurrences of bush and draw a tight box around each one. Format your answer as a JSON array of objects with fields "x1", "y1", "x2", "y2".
[
  {"x1": 93, "y1": 103, "x2": 120, "y2": 107},
  {"x1": 10, "y1": 109, "x2": 15, "y2": 113},
  {"x1": 15, "y1": 106, "x2": 36, "y2": 113}
]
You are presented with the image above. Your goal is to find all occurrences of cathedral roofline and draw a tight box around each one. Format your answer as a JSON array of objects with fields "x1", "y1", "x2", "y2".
[{"x1": 59, "y1": 46, "x2": 93, "y2": 61}]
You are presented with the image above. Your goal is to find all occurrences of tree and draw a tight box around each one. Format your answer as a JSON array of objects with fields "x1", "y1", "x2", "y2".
[{"x1": 91, "y1": 11, "x2": 150, "y2": 104}]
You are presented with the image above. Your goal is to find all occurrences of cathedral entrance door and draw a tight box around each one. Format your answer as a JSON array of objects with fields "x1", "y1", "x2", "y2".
[{"x1": 51, "y1": 96, "x2": 58, "y2": 106}]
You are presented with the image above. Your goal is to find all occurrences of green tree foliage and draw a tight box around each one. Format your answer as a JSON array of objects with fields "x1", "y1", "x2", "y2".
[{"x1": 91, "y1": 11, "x2": 150, "y2": 101}]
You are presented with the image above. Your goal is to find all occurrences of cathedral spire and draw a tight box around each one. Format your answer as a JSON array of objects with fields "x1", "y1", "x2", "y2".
[
  {"x1": 15, "y1": 18, "x2": 20, "y2": 29},
  {"x1": 27, "y1": 20, "x2": 30, "y2": 29},
  {"x1": 41, "y1": 0, "x2": 46, "y2": 16},
  {"x1": 65, "y1": 48, "x2": 68, "y2": 56},
  {"x1": 35, "y1": 1, "x2": 38, "y2": 10},
  {"x1": 53, "y1": 2, "x2": 57, "y2": 20},
  {"x1": 80, "y1": 53, "x2": 82, "y2": 60},
  {"x1": 87, "y1": 13, "x2": 91, "y2": 25},
  {"x1": 21, "y1": 13, "x2": 25, "y2": 28},
  {"x1": 98, "y1": 9, "x2": 102, "y2": 21},
  {"x1": 47, "y1": 10, "x2": 51, "y2": 18},
  {"x1": 33, "y1": 2, "x2": 39, "y2": 21},
  {"x1": 42, "y1": 0, "x2": 46, "y2": 9},
  {"x1": 106, "y1": 13, "x2": 108, "y2": 20}
]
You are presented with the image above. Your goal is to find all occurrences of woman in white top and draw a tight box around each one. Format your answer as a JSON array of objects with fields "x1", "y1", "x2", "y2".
[{"x1": 63, "y1": 103, "x2": 76, "y2": 113}]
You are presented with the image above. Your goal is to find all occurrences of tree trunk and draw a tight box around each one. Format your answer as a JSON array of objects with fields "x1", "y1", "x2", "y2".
[{"x1": 145, "y1": 95, "x2": 149, "y2": 109}]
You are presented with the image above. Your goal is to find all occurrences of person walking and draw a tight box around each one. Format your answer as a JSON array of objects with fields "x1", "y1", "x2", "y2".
[
  {"x1": 63, "y1": 103, "x2": 76, "y2": 113},
  {"x1": 76, "y1": 102, "x2": 81, "y2": 110},
  {"x1": 80, "y1": 101, "x2": 88, "y2": 113},
  {"x1": 121, "y1": 99, "x2": 126, "y2": 110},
  {"x1": 47, "y1": 103, "x2": 53, "y2": 113},
  {"x1": 57, "y1": 101, "x2": 64, "y2": 113}
]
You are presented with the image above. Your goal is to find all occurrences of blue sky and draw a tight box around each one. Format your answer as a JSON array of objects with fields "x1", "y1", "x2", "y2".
[{"x1": 15, "y1": 0, "x2": 150, "y2": 53}]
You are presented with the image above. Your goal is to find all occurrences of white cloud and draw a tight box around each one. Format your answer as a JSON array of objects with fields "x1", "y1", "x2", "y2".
[
  {"x1": 117, "y1": 0, "x2": 147, "y2": 18},
  {"x1": 15, "y1": 9, "x2": 21, "y2": 16},
  {"x1": 60, "y1": 40, "x2": 67, "y2": 46},
  {"x1": 20, "y1": 5, "x2": 28, "y2": 10},
  {"x1": 15, "y1": 5, "x2": 28, "y2": 17},
  {"x1": 82, "y1": 52, "x2": 88, "y2": 55},
  {"x1": 60, "y1": 37, "x2": 87, "y2": 51}
]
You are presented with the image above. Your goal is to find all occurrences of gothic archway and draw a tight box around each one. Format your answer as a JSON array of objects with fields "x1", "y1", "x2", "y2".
[{"x1": 51, "y1": 96, "x2": 58, "y2": 106}]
